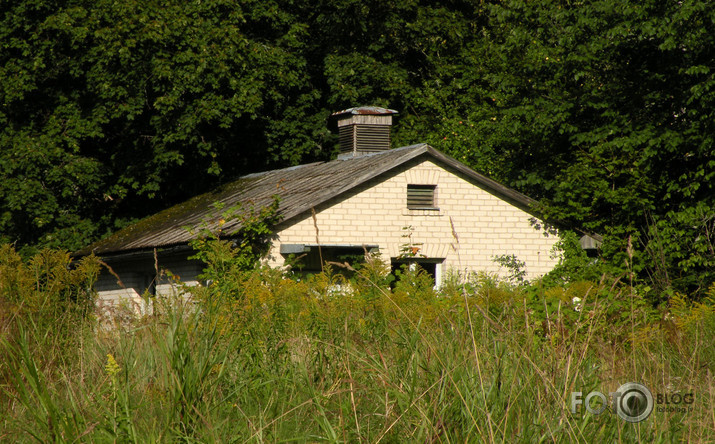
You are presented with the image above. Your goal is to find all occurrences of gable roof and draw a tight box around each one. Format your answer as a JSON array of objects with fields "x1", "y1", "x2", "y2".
[{"x1": 77, "y1": 144, "x2": 538, "y2": 257}]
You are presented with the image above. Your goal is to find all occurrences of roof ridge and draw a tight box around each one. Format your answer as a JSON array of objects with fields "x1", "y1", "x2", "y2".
[
  {"x1": 235, "y1": 144, "x2": 428, "y2": 180},
  {"x1": 338, "y1": 143, "x2": 428, "y2": 159},
  {"x1": 239, "y1": 160, "x2": 325, "y2": 179}
]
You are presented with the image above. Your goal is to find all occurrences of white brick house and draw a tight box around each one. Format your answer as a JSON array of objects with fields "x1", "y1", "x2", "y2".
[
  {"x1": 79, "y1": 107, "x2": 584, "y2": 310},
  {"x1": 267, "y1": 149, "x2": 559, "y2": 282}
]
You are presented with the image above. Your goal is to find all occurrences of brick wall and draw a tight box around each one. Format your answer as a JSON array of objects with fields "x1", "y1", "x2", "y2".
[{"x1": 267, "y1": 159, "x2": 560, "y2": 280}]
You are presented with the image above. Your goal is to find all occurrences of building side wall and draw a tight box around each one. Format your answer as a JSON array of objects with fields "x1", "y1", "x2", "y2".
[
  {"x1": 95, "y1": 252, "x2": 202, "y2": 317},
  {"x1": 267, "y1": 159, "x2": 560, "y2": 279}
]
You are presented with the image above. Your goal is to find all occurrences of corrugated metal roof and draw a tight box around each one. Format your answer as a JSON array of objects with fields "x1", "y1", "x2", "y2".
[{"x1": 77, "y1": 144, "x2": 536, "y2": 257}]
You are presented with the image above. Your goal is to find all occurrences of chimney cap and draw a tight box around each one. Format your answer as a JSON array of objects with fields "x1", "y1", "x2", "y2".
[{"x1": 331, "y1": 106, "x2": 398, "y2": 117}]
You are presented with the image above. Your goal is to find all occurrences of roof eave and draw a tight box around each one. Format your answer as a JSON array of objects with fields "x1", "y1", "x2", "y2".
[{"x1": 422, "y1": 146, "x2": 537, "y2": 211}]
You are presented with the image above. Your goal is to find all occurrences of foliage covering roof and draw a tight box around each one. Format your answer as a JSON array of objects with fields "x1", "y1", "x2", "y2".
[{"x1": 77, "y1": 144, "x2": 536, "y2": 257}]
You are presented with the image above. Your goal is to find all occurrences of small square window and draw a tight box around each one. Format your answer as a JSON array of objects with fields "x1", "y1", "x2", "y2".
[{"x1": 407, "y1": 184, "x2": 437, "y2": 209}]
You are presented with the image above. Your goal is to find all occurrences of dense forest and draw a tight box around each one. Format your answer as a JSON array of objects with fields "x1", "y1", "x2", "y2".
[{"x1": 1, "y1": 0, "x2": 713, "y2": 297}]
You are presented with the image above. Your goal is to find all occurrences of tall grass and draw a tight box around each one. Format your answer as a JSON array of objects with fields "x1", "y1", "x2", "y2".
[{"x1": 1, "y1": 248, "x2": 714, "y2": 442}]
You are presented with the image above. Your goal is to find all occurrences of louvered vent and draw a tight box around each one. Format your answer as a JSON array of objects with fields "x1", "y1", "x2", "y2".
[
  {"x1": 407, "y1": 185, "x2": 437, "y2": 209},
  {"x1": 339, "y1": 125, "x2": 391, "y2": 154},
  {"x1": 332, "y1": 107, "x2": 398, "y2": 158},
  {"x1": 338, "y1": 125, "x2": 355, "y2": 154},
  {"x1": 356, "y1": 125, "x2": 390, "y2": 152}
]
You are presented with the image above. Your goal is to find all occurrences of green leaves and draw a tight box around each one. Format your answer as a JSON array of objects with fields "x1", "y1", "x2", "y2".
[
  {"x1": 0, "y1": 0, "x2": 711, "y2": 297},
  {"x1": 476, "y1": 0, "x2": 714, "y2": 297},
  {"x1": 0, "y1": 0, "x2": 316, "y2": 251}
]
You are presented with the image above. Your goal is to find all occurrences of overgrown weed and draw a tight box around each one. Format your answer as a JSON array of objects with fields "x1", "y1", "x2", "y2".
[{"x1": 0, "y1": 244, "x2": 713, "y2": 442}]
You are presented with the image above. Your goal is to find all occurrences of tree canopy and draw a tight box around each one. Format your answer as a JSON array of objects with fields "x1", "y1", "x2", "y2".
[{"x1": 1, "y1": 0, "x2": 712, "y2": 297}]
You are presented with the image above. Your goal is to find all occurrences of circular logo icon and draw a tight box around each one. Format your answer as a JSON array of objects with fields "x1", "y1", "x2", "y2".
[{"x1": 615, "y1": 382, "x2": 653, "y2": 423}]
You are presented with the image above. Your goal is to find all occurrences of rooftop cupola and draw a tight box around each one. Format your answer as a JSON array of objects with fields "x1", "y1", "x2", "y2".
[{"x1": 331, "y1": 106, "x2": 398, "y2": 159}]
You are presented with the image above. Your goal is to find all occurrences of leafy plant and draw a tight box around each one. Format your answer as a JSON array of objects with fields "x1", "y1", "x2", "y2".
[
  {"x1": 492, "y1": 253, "x2": 527, "y2": 285},
  {"x1": 541, "y1": 231, "x2": 605, "y2": 287},
  {"x1": 188, "y1": 196, "x2": 281, "y2": 284}
]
